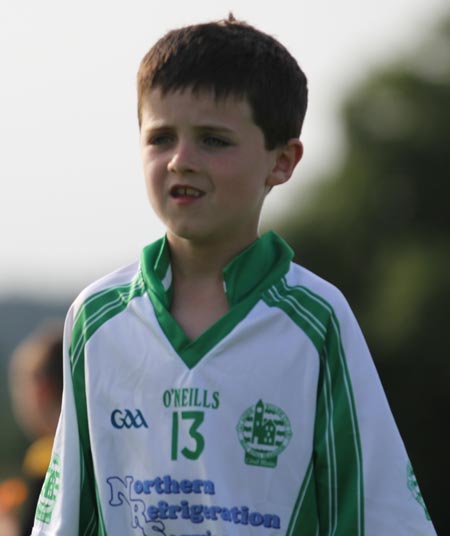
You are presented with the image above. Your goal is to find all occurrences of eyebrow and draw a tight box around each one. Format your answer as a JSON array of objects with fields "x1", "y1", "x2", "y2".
[
  {"x1": 142, "y1": 123, "x2": 236, "y2": 134},
  {"x1": 194, "y1": 124, "x2": 235, "y2": 133}
]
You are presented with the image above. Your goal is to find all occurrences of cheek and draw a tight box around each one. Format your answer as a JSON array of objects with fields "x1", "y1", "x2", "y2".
[
  {"x1": 142, "y1": 167, "x2": 162, "y2": 209},
  {"x1": 213, "y1": 156, "x2": 253, "y2": 189},
  {"x1": 223, "y1": 163, "x2": 267, "y2": 198},
  {"x1": 142, "y1": 158, "x2": 163, "y2": 188}
]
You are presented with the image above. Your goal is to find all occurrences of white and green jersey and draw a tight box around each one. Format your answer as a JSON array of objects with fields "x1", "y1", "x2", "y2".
[{"x1": 32, "y1": 232, "x2": 435, "y2": 536}]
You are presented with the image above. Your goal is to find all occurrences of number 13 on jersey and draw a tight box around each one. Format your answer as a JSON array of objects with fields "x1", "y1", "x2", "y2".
[{"x1": 171, "y1": 411, "x2": 205, "y2": 460}]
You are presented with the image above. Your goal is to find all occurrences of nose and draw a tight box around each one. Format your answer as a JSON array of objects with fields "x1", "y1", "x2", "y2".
[{"x1": 167, "y1": 141, "x2": 199, "y2": 174}]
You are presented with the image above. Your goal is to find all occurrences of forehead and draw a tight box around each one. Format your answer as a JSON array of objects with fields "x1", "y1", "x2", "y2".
[{"x1": 140, "y1": 88, "x2": 255, "y2": 128}]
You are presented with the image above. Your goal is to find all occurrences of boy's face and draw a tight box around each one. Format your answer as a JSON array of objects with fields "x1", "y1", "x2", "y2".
[{"x1": 140, "y1": 88, "x2": 293, "y2": 250}]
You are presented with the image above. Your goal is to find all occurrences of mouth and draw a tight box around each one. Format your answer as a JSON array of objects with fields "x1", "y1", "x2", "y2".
[{"x1": 170, "y1": 185, "x2": 205, "y2": 199}]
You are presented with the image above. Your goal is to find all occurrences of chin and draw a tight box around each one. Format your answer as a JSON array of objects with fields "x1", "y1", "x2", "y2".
[{"x1": 167, "y1": 225, "x2": 210, "y2": 242}]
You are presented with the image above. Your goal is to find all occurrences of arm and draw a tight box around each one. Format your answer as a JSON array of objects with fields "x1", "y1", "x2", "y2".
[
  {"x1": 31, "y1": 306, "x2": 80, "y2": 535},
  {"x1": 314, "y1": 299, "x2": 436, "y2": 535}
]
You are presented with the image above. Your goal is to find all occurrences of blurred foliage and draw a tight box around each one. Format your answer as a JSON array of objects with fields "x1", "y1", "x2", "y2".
[{"x1": 277, "y1": 14, "x2": 450, "y2": 534}]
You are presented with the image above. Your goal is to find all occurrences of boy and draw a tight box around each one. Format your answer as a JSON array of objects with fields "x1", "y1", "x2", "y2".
[{"x1": 32, "y1": 16, "x2": 436, "y2": 536}]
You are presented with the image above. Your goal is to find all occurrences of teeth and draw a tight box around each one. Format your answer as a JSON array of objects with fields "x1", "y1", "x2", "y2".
[
  {"x1": 184, "y1": 187, "x2": 200, "y2": 197},
  {"x1": 174, "y1": 187, "x2": 202, "y2": 197}
]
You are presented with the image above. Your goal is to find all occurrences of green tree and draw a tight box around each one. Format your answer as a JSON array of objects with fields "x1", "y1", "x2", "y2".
[{"x1": 276, "y1": 16, "x2": 450, "y2": 534}]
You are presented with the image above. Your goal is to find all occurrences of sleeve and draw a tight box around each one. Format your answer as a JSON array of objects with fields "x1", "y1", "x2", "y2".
[
  {"x1": 31, "y1": 305, "x2": 80, "y2": 536},
  {"x1": 313, "y1": 297, "x2": 437, "y2": 535}
]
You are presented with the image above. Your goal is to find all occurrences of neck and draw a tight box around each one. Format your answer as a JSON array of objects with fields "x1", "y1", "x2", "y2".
[
  {"x1": 167, "y1": 232, "x2": 258, "y2": 282},
  {"x1": 166, "y1": 233, "x2": 259, "y2": 339}
]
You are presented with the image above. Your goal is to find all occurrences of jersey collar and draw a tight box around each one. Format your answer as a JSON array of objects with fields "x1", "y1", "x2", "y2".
[
  {"x1": 140, "y1": 232, "x2": 293, "y2": 367},
  {"x1": 140, "y1": 231, "x2": 294, "y2": 308}
]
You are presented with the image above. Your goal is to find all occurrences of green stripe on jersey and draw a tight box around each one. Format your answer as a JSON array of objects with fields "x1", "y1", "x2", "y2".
[
  {"x1": 264, "y1": 277, "x2": 364, "y2": 535},
  {"x1": 69, "y1": 274, "x2": 146, "y2": 536},
  {"x1": 286, "y1": 457, "x2": 319, "y2": 535}
]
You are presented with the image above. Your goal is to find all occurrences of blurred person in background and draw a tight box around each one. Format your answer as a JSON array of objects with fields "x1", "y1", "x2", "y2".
[{"x1": 0, "y1": 323, "x2": 63, "y2": 536}]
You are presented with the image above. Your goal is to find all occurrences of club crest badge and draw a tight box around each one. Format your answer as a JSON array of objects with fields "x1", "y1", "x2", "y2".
[
  {"x1": 36, "y1": 453, "x2": 61, "y2": 524},
  {"x1": 236, "y1": 399, "x2": 292, "y2": 468},
  {"x1": 407, "y1": 461, "x2": 431, "y2": 521}
]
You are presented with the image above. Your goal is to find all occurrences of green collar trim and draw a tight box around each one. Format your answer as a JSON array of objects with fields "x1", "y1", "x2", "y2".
[
  {"x1": 140, "y1": 231, "x2": 293, "y2": 367},
  {"x1": 221, "y1": 231, "x2": 293, "y2": 305}
]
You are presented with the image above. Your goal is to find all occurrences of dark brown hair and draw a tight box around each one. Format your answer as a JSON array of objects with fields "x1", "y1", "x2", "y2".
[{"x1": 137, "y1": 16, "x2": 308, "y2": 149}]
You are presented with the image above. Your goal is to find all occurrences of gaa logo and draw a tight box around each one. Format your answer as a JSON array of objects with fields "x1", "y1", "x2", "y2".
[{"x1": 111, "y1": 409, "x2": 149, "y2": 429}]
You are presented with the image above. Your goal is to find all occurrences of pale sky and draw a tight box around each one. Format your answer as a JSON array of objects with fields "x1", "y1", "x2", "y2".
[{"x1": 1, "y1": 0, "x2": 447, "y2": 299}]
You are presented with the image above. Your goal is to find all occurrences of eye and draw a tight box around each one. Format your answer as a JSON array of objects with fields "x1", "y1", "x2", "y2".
[
  {"x1": 147, "y1": 133, "x2": 175, "y2": 146},
  {"x1": 202, "y1": 136, "x2": 231, "y2": 148}
]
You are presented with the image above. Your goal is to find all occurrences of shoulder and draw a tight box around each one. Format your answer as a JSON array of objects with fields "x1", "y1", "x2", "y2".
[
  {"x1": 278, "y1": 261, "x2": 356, "y2": 324},
  {"x1": 265, "y1": 261, "x2": 364, "y2": 354},
  {"x1": 288, "y1": 263, "x2": 347, "y2": 305},
  {"x1": 69, "y1": 260, "x2": 143, "y2": 321}
]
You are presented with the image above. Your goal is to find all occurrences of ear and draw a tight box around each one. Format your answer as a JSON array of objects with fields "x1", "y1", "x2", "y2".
[{"x1": 266, "y1": 139, "x2": 303, "y2": 187}]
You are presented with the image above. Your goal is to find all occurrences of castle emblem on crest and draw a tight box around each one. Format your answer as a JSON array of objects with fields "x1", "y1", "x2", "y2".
[{"x1": 236, "y1": 399, "x2": 292, "y2": 468}]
